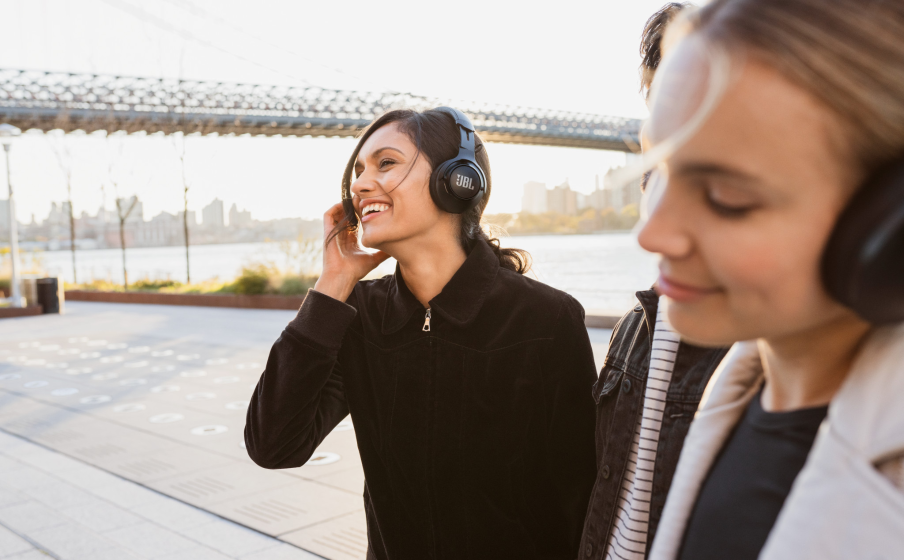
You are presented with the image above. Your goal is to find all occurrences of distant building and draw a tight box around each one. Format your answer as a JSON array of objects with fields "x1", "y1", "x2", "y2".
[
  {"x1": 229, "y1": 203, "x2": 252, "y2": 227},
  {"x1": 202, "y1": 198, "x2": 225, "y2": 228},
  {"x1": 46, "y1": 201, "x2": 71, "y2": 227},
  {"x1": 177, "y1": 210, "x2": 197, "y2": 227},
  {"x1": 521, "y1": 181, "x2": 548, "y2": 214},
  {"x1": 548, "y1": 180, "x2": 578, "y2": 216},
  {"x1": 603, "y1": 166, "x2": 642, "y2": 211}
]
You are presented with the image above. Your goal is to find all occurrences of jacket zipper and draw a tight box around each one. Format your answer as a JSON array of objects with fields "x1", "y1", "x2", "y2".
[{"x1": 422, "y1": 308, "x2": 432, "y2": 332}]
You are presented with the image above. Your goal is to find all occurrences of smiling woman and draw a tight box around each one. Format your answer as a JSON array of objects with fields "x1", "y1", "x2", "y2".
[
  {"x1": 245, "y1": 108, "x2": 599, "y2": 560},
  {"x1": 636, "y1": 1, "x2": 904, "y2": 559}
]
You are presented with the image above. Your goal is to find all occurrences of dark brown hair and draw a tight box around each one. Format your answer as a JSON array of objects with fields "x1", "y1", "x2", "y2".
[
  {"x1": 331, "y1": 108, "x2": 531, "y2": 274},
  {"x1": 640, "y1": 2, "x2": 692, "y2": 100}
]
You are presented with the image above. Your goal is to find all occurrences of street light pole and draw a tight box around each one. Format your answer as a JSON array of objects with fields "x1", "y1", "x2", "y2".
[{"x1": 1, "y1": 124, "x2": 23, "y2": 308}]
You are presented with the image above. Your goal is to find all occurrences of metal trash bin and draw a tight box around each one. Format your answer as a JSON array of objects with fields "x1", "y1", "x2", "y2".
[{"x1": 36, "y1": 277, "x2": 63, "y2": 314}]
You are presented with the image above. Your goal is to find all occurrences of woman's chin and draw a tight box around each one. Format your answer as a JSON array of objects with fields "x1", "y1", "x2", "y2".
[
  {"x1": 665, "y1": 299, "x2": 742, "y2": 348},
  {"x1": 359, "y1": 232, "x2": 388, "y2": 252}
]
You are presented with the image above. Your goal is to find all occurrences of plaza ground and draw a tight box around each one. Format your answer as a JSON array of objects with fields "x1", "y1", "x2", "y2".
[{"x1": 0, "y1": 302, "x2": 611, "y2": 560}]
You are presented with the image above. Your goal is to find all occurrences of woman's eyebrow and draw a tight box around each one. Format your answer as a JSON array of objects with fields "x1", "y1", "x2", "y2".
[
  {"x1": 370, "y1": 146, "x2": 406, "y2": 158},
  {"x1": 674, "y1": 162, "x2": 759, "y2": 184}
]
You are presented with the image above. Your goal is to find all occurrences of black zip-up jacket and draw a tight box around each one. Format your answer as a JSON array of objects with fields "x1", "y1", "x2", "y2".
[
  {"x1": 578, "y1": 290, "x2": 730, "y2": 559},
  {"x1": 246, "y1": 240, "x2": 598, "y2": 560}
]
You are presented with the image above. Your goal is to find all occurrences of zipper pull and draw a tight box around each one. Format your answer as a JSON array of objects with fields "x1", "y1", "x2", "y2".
[{"x1": 422, "y1": 308, "x2": 432, "y2": 332}]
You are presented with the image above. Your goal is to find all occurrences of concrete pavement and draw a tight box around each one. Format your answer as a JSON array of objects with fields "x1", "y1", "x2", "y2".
[{"x1": 0, "y1": 302, "x2": 612, "y2": 560}]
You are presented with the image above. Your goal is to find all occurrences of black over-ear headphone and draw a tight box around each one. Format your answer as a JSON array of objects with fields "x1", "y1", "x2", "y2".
[
  {"x1": 429, "y1": 107, "x2": 488, "y2": 214},
  {"x1": 821, "y1": 158, "x2": 904, "y2": 324}
]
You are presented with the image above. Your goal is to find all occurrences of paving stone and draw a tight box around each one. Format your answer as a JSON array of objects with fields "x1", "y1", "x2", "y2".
[
  {"x1": 0, "y1": 501, "x2": 68, "y2": 535},
  {"x1": 11, "y1": 447, "x2": 86, "y2": 474},
  {"x1": 129, "y1": 495, "x2": 221, "y2": 533},
  {"x1": 280, "y1": 509, "x2": 367, "y2": 560},
  {"x1": 3, "y1": 550, "x2": 51, "y2": 560},
  {"x1": 70, "y1": 474, "x2": 161, "y2": 510},
  {"x1": 20, "y1": 481, "x2": 96, "y2": 511},
  {"x1": 27, "y1": 523, "x2": 124, "y2": 560},
  {"x1": 240, "y1": 542, "x2": 325, "y2": 560},
  {"x1": 148, "y1": 462, "x2": 296, "y2": 508},
  {"x1": 0, "y1": 485, "x2": 29, "y2": 510},
  {"x1": 206, "y1": 480, "x2": 360, "y2": 537},
  {"x1": 184, "y1": 520, "x2": 281, "y2": 557},
  {"x1": 57, "y1": 498, "x2": 144, "y2": 533},
  {"x1": 154, "y1": 546, "x2": 234, "y2": 560},
  {"x1": 0, "y1": 525, "x2": 33, "y2": 558},
  {"x1": 0, "y1": 467, "x2": 59, "y2": 493},
  {"x1": 103, "y1": 521, "x2": 197, "y2": 557}
]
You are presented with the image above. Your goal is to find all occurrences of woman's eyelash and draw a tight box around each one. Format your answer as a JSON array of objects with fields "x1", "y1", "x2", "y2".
[
  {"x1": 705, "y1": 196, "x2": 755, "y2": 217},
  {"x1": 379, "y1": 159, "x2": 395, "y2": 169}
]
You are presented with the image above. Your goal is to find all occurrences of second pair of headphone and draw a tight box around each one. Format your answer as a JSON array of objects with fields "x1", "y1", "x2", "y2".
[
  {"x1": 428, "y1": 107, "x2": 488, "y2": 214},
  {"x1": 822, "y1": 158, "x2": 904, "y2": 324}
]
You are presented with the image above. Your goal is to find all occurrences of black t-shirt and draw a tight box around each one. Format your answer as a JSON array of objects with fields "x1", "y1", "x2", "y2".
[{"x1": 678, "y1": 390, "x2": 828, "y2": 560}]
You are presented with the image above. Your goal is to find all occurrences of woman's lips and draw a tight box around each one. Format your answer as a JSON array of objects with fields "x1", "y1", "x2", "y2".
[
  {"x1": 657, "y1": 274, "x2": 721, "y2": 303},
  {"x1": 361, "y1": 206, "x2": 391, "y2": 223}
]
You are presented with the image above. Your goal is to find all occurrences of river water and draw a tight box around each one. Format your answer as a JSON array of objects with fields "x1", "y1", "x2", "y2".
[{"x1": 31, "y1": 233, "x2": 658, "y2": 313}]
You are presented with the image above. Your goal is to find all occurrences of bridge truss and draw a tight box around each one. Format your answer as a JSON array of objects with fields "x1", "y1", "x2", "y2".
[{"x1": 0, "y1": 69, "x2": 641, "y2": 152}]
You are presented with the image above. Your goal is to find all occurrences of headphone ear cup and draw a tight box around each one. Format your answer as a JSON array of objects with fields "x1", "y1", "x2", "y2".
[
  {"x1": 822, "y1": 159, "x2": 904, "y2": 324},
  {"x1": 429, "y1": 161, "x2": 486, "y2": 214}
]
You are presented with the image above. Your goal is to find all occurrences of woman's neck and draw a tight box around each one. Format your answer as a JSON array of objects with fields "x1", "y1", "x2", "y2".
[
  {"x1": 390, "y1": 233, "x2": 468, "y2": 308},
  {"x1": 759, "y1": 315, "x2": 871, "y2": 412}
]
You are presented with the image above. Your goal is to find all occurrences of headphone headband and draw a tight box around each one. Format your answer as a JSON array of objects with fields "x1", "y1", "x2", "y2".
[{"x1": 435, "y1": 106, "x2": 477, "y2": 160}]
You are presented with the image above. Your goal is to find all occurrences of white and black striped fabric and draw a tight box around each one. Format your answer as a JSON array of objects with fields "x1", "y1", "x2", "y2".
[{"x1": 605, "y1": 301, "x2": 680, "y2": 560}]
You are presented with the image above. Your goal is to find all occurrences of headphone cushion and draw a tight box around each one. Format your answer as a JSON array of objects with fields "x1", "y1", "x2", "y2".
[{"x1": 822, "y1": 159, "x2": 904, "y2": 324}]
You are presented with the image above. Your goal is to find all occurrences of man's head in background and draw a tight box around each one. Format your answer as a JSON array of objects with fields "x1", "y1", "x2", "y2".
[
  {"x1": 640, "y1": 3, "x2": 691, "y2": 191},
  {"x1": 640, "y1": 3, "x2": 692, "y2": 103}
]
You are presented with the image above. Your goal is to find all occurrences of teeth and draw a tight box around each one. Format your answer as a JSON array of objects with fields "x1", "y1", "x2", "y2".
[{"x1": 362, "y1": 203, "x2": 389, "y2": 217}]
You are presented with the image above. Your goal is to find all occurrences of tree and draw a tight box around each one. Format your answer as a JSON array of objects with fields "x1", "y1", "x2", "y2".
[
  {"x1": 48, "y1": 131, "x2": 78, "y2": 283},
  {"x1": 106, "y1": 132, "x2": 148, "y2": 290},
  {"x1": 173, "y1": 132, "x2": 192, "y2": 284},
  {"x1": 115, "y1": 196, "x2": 138, "y2": 289}
]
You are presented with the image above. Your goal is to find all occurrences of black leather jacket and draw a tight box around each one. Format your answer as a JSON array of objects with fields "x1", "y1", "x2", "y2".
[
  {"x1": 246, "y1": 240, "x2": 598, "y2": 560},
  {"x1": 578, "y1": 290, "x2": 729, "y2": 559}
]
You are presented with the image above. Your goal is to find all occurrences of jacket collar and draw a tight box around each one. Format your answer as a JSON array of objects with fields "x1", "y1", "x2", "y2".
[{"x1": 381, "y1": 240, "x2": 500, "y2": 335}]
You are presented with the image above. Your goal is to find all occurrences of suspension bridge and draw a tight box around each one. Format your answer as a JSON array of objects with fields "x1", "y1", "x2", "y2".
[{"x1": 0, "y1": 69, "x2": 641, "y2": 152}]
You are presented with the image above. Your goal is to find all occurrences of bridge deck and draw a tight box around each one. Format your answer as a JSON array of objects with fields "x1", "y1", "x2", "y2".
[{"x1": 0, "y1": 70, "x2": 641, "y2": 152}]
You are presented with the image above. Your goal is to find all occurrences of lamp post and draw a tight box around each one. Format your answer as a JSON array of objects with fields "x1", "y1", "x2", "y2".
[{"x1": 0, "y1": 124, "x2": 23, "y2": 308}]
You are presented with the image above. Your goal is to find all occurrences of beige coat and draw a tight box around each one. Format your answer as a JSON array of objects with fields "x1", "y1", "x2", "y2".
[{"x1": 648, "y1": 324, "x2": 904, "y2": 560}]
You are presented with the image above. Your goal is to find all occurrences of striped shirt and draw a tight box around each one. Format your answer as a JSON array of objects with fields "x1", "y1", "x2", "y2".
[{"x1": 605, "y1": 301, "x2": 680, "y2": 560}]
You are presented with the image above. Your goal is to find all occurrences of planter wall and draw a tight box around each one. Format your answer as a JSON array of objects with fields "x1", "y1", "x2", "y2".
[
  {"x1": 66, "y1": 290, "x2": 306, "y2": 311},
  {"x1": 0, "y1": 306, "x2": 43, "y2": 319},
  {"x1": 65, "y1": 290, "x2": 624, "y2": 328}
]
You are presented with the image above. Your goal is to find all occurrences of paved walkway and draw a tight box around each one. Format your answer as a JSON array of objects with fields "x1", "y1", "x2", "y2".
[
  {"x1": 0, "y1": 302, "x2": 612, "y2": 560},
  {"x1": 0, "y1": 429, "x2": 319, "y2": 560}
]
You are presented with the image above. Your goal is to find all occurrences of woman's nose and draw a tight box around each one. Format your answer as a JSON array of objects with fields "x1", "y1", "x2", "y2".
[
  {"x1": 637, "y1": 182, "x2": 694, "y2": 260},
  {"x1": 350, "y1": 172, "x2": 379, "y2": 199}
]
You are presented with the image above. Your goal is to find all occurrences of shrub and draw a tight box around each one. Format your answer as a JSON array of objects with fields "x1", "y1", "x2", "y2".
[
  {"x1": 132, "y1": 279, "x2": 182, "y2": 291},
  {"x1": 0, "y1": 277, "x2": 9, "y2": 297},
  {"x1": 226, "y1": 265, "x2": 272, "y2": 295},
  {"x1": 277, "y1": 275, "x2": 318, "y2": 295},
  {"x1": 68, "y1": 279, "x2": 123, "y2": 292}
]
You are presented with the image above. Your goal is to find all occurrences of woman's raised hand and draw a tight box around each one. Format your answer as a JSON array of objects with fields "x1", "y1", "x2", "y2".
[{"x1": 313, "y1": 202, "x2": 390, "y2": 302}]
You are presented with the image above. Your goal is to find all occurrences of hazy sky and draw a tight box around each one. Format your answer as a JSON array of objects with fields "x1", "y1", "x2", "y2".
[{"x1": 0, "y1": 0, "x2": 670, "y2": 223}]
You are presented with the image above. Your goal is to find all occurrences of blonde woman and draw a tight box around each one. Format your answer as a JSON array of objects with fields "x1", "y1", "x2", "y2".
[{"x1": 633, "y1": 1, "x2": 904, "y2": 559}]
